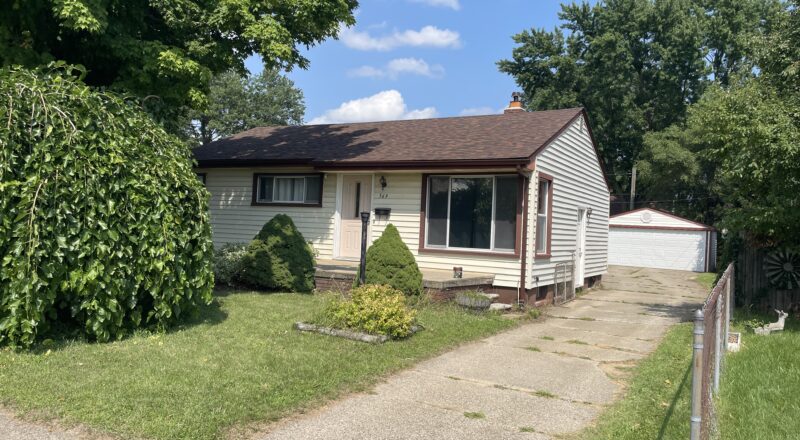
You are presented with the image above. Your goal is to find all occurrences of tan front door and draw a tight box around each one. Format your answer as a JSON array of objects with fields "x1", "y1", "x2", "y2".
[{"x1": 339, "y1": 175, "x2": 372, "y2": 259}]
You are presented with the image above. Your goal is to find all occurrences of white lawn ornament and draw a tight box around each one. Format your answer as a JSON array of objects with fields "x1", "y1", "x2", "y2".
[{"x1": 754, "y1": 310, "x2": 788, "y2": 335}]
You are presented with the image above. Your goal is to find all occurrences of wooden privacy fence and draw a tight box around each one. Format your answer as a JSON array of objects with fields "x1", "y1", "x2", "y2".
[
  {"x1": 690, "y1": 263, "x2": 734, "y2": 440},
  {"x1": 737, "y1": 245, "x2": 800, "y2": 310}
]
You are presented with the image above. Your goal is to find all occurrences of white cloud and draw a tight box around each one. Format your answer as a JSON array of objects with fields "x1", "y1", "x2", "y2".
[
  {"x1": 308, "y1": 90, "x2": 438, "y2": 124},
  {"x1": 409, "y1": 0, "x2": 460, "y2": 10},
  {"x1": 340, "y1": 26, "x2": 461, "y2": 51},
  {"x1": 459, "y1": 106, "x2": 500, "y2": 116},
  {"x1": 348, "y1": 58, "x2": 445, "y2": 79}
]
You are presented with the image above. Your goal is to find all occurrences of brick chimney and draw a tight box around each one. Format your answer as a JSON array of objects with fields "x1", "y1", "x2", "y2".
[{"x1": 504, "y1": 92, "x2": 524, "y2": 114}]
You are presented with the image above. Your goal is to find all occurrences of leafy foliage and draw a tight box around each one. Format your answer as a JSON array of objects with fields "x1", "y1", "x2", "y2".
[
  {"x1": 193, "y1": 69, "x2": 305, "y2": 145},
  {"x1": 686, "y1": 83, "x2": 799, "y2": 244},
  {"x1": 364, "y1": 224, "x2": 423, "y2": 295},
  {"x1": 0, "y1": 0, "x2": 357, "y2": 128},
  {"x1": 240, "y1": 214, "x2": 315, "y2": 292},
  {"x1": 498, "y1": 0, "x2": 782, "y2": 196},
  {"x1": 637, "y1": 2, "x2": 800, "y2": 243},
  {"x1": 213, "y1": 244, "x2": 249, "y2": 287},
  {"x1": 0, "y1": 65, "x2": 214, "y2": 348},
  {"x1": 315, "y1": 285, "x2": 417, "y2": 338}
]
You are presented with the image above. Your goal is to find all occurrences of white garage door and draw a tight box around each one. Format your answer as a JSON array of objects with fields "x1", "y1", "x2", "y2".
[{"x1": 609, "y1": 228, "x2": 707, "y2": 272}]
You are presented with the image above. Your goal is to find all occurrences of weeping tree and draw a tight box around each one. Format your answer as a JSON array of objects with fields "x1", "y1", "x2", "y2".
[{"x1": 0, "y1": 65, "x2": 215, "y2": 348}]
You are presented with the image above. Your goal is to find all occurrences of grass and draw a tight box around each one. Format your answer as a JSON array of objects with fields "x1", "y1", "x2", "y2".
[
  {"x1": 718, "y1": 314, "x2": 800, "y2": 440},
  {"x1": 463, "y1": 411, "x2": 485, "y2": 419},
  {"x1": 567, "y1": 339, "x2": 589, "y2": 345},
  {"x1": 520, "y1": 426, "x2": 536, "y2": 432},
  {"x1": 578, "y1": 323, "x2": 693, "y2": 440},
  {"x1": 533, "y1": 390, "x2": 557, "y2": 399},
  {"x1": 540, "y1": 335, "x2": 555, "y2": 341},
  {"x1": 695, "y1": 273, "x2": 717, "y2": 290},
  {"x1": 0, "y1": 290, "x2": 516, "y2": 440},
  {"x1": 525, "y1": 346, "x2": 541, "y2": 352}
]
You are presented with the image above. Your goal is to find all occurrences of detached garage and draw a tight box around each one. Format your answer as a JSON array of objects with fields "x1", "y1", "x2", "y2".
[{"x1": 609, "y1": 208, "x2": 716, "y2": 272}]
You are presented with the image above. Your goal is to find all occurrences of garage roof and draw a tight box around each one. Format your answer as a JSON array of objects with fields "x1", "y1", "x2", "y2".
[{"x1": 610, "y1": 208, "x2": 714, "y2": 231}]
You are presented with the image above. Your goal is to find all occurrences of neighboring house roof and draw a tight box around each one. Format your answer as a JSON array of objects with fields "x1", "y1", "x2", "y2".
[
  {"x1": 610, "y1": 208, "x2": 715, "y2": 231},
  {"x1": 193, "y1": 107, "x2": 585, "y2": 168}
]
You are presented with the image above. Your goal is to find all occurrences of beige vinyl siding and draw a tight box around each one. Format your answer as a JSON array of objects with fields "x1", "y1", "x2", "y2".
[
  {"x1": 369, "y1": 173, "x2": 523, "y2": 289},
  {"x1": 530, "y1": 116, "x2": 610, "y2": 287},
  {"x1": 199, "y1": 168, "x2": 337, "y2": 258}
]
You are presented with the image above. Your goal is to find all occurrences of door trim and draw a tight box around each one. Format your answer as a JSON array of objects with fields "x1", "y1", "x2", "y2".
[
  {"x1": 575, "y1": 207, "x2": 588, "y2": 289},
  {"x1": 333, "y1": 173, "x2": 374, "y2": 261}
]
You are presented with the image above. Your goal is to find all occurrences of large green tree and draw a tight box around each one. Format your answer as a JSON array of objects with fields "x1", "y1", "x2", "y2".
[
  {"x1": 194, "y1": 69, "x2": 305, "y2": 145},
  {"x1": 0, "y1": 0, "x2": 356, "y2": 129},
  {"x1": 637, "y1": 1, "x2": 799, "y2": 240},
  {"x1": 498, "y1": 0, "x2": 781, "y2": 196}
]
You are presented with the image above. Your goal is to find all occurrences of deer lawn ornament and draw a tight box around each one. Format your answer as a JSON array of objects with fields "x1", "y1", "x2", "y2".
[{"x1": 754, "y1": 310, "x2": 788, "y2": 335}]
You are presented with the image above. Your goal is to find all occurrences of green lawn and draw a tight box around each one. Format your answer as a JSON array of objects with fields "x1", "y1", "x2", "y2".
[
  {"x1": 694, "y1": 272, "x2": 717, "y2": 290},
  {"x1": 718, "y1": 315, "x2": 800, "y2": 440},
  {"x1": 0, "y1": 291, "x2": 516, "y2": 440},
  {"x1": 578, "y1": 311, "x2": 800, "y2": 440},
  {"x1": 578, "y1": 323, "x2": 693, "y2": 440}
]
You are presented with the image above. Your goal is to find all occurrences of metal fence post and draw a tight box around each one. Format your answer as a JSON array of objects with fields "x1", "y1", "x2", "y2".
[
  {"x1": 690, "y1": 309, "x2": 705, "y2": 440},
  {"x1": 725, "y1": 270, "x2": 732, "y2": 351},
  {"x1": 713, "y1": 297, "x2": 722, "y2": 394}
]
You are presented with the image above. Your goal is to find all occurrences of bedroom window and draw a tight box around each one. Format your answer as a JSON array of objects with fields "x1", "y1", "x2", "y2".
[
  {"x1": 535, "y1": 175, "x2": 553, "y2": 256},
  {"x1": 425, "y1": 175, "x2": 518, "y2": 252},
  {"x1": 253, "y1": 174, "x2": 322, "y2": 206}
]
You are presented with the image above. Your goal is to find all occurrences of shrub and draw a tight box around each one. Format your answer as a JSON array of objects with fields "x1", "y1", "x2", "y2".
[
  {"x1": 364, "y1": 224, "x2": 423, "y2": 295},
  {"x1": 213, "y1": 244, "x2": 248, "y2": 286},
  {"x1": 316, "y1": 285, "x2": 416, "y2": 338},
  {"x1": 240, "y1": 214, "x2": 315, "y2": 292},
  {"x1": 0, "y1": 65, "x2": 214, "y2": 348}
]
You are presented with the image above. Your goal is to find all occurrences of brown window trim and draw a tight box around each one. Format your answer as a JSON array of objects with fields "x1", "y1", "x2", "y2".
[
  {"x1": 251, "y1": 173, "x2": 324, "y2": 207},
  {"x1": 534, "y1": 172, "x2": 554, "y2": 259},
  {"x1": 418, "y1": 173, "x2": 523, "y2": 259}
]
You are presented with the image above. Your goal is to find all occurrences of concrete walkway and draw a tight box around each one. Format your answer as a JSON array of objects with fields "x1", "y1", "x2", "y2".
[{"x1": 256, "y1": 266, "x2": 708, "y2": 440}]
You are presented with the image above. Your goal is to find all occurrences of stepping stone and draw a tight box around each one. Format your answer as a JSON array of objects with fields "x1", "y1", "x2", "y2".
[
  {"x1": 489, "y1": 303, "x2": 512, "y2": 311},
  {"x1": 482, "y1": 293, "x2": 500, "y2": 300}
]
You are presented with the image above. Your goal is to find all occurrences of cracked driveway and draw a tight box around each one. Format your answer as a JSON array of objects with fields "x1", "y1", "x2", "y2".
[{"x1": 256, "y1": 266, "x2": 708, "y2": 440}]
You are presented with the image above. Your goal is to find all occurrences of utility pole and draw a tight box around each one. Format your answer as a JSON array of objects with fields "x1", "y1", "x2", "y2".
[{"x1": 629, "y1": 165, "x2": 637, "y2": 211}]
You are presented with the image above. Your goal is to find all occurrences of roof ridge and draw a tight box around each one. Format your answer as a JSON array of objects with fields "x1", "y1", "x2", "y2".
[{"x1": 237, "y1": 106, "x2": 585, "y2": 131}]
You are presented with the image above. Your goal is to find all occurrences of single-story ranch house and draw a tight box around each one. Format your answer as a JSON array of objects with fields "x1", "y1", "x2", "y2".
[{"x1": 193, "y1": 98, "x2": 610, "y2": 305}]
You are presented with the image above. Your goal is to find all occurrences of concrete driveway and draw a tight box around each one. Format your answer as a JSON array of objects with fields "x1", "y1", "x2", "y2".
[{"x1": 257, "y1": 266, "x2": 708, "y2": 440}]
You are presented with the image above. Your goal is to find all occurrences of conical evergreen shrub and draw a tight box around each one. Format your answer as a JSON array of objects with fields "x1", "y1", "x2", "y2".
[
  {"x1": 240, "y1": 214, "x2": 316, "y2": 292},
  {"x1": 364, "y1": 224, "x2": 423, "y2": 295}
]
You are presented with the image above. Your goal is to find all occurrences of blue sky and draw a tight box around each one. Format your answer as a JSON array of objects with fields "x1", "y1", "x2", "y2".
[{"x1": 245, "y1": 0, "x2": 581, "y2": 124}]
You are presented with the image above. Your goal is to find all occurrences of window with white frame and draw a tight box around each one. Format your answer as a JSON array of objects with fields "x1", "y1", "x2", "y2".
[
  {"x1": 425, "y1": 175, "x2": 518, "y2": 252},
  {"x1": 254, "y1": 174, "x2": 322, "y2": 205},
  {"x1": 535, "y1": 177, "x2": 552, "y2": 255}
]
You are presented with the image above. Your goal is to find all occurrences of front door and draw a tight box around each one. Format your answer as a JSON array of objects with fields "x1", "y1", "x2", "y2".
[
  {"x1": 338, "y1": 175, "x2": 372, "y2": 259},
  {"x1": 574, "y1": 208, "x2": 588, "y2": 289}
]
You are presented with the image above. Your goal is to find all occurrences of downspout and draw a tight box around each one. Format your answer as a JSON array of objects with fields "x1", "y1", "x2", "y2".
[{"x1": 518, "y1": 166, "x2": 531, "y2": 306}]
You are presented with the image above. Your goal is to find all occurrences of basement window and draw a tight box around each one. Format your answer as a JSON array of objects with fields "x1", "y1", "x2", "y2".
[{"x1": 253, "y1": 174, "x2": 322, "y2": 206}]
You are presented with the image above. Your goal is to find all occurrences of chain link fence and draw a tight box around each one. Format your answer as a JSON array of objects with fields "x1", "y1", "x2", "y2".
[{"x1": 691, "y1": 263, "x2": 734, "y2": 440}]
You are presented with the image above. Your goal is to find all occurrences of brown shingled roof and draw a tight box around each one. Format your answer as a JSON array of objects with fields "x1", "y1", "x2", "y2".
[{"x1": 193, "y1": 107, "x2": 585, "y2": 168}]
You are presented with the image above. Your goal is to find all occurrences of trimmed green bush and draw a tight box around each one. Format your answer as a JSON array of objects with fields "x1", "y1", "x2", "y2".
[
  {"x1": 213, "y1": 243, "x2": 248, "y2": 287},
  {"x1": 240, "y1": 214, "x2": 315, "y2": 292},
  {"x1": 365, "y1": 224, "x2": 423, "y2": 295},
  {"x1": 315, "y1": 285, "x2": 416, "y2": 338},
  {"x1": 0, "y1": 65, "x2": 214, "y2": 348}
]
